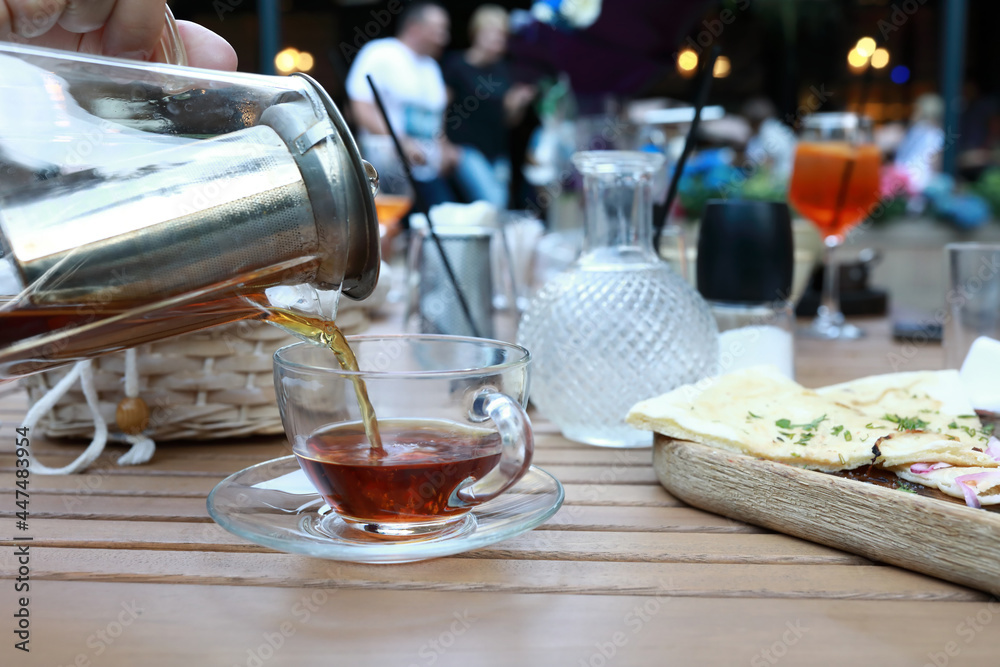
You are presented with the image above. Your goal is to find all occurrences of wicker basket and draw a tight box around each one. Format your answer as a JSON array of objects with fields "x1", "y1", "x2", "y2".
[{"x1": 23, "y1": 307, "x2": 371, "y2": 441}]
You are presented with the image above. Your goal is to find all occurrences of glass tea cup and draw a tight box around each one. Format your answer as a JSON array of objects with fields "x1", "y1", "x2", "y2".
[{"x1": 273, "y1": 335, "x2": 533, "y2": 540}]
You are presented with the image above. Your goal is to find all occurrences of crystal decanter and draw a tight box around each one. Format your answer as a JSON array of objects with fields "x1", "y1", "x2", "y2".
[{"x1": 517, "y1": 151, "x2": 718, "y2": 447}]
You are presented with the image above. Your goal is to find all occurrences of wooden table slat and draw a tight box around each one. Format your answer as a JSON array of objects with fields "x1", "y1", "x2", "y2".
[
  {"x1": 17, "y1": 581, "x2": 1000, "y2": 667},
  {"x1": 2, "y1": 547, "x2": 983, "y2": 601},
  {"x1": 0, "y1": 523, "x2": 858, "y2": 564}
]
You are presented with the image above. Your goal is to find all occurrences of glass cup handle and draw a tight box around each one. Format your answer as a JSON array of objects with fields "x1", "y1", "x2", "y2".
[{"x1": 455, "y1": 391, "x2": 534, "y2": 506}]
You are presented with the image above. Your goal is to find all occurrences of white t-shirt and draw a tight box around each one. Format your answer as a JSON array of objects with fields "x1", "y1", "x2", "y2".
[
  {"x1": 346, "y1": 38, "x2": 447, "y2": 181},
  {"x1": 895, "y1": 121, "x2": 944, "y2": 191}
]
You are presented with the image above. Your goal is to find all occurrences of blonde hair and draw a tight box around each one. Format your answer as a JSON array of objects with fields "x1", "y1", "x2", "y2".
[{"x1": 469, "y1": 4, "x2": 509, "y2": 39}]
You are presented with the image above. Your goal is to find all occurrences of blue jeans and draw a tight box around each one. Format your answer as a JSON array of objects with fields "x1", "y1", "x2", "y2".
[{"x1": 454, "y1": 146, "x2": 509, "y2": 209}]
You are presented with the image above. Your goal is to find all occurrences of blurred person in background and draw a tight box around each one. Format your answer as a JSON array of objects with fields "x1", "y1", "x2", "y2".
[
  {"x1": 895, "y1": 93, "x2": 945, "y2": 192},
  {"x1": 346, "y1": 1, "x2": 458, "y2": 206},
  {"x1": 741, "y1": 96, "x2": 796, "y2": 181},
  {"x1": 443, "y1": 5, "x2": 536, "y2": 208},
  {"x1": 958, "y1": 81, "x2": 1000, "y2": 179}
]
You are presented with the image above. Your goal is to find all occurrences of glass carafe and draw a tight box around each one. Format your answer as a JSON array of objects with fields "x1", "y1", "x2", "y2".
[
  {"x1": 517, "y1": 151, "x2": 718, "y2": 448},
  {"x1": 0, "y1": 43, "x2": 380, "y2": 379}
]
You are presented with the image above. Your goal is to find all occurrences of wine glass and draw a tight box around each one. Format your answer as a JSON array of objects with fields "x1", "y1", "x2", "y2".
[
  {"x1": 360, "y1": 136, "x2": 415, "y2": 301},
  {"x1": 360, "y1": 135, "x2": 415, "y2": 260},
  {"x1": 788, "y1": 113, "x2": 881, "y2": 339}
]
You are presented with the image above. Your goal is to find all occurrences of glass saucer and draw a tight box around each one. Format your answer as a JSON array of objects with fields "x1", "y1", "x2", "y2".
[{"x1": 207, "y1": 456, "x2": 564, "y2": 564}]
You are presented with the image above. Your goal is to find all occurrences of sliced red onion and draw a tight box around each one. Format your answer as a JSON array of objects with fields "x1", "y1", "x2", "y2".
[
  {"x1": 954, "y1": 471, "x2": 1000, "y2": 509},
  {"x1": 954, "y1": 471, "x2": 1000, "y2": 485},
  {"x1": 957, "y1": 482, "x2": 982, "y2": 509},
  {"x1": 987, "y1": 436, "x2": 1000, "y2": 462},
  {"x1": 910, "y1": 462, "x2": 952, "y2": 473}
]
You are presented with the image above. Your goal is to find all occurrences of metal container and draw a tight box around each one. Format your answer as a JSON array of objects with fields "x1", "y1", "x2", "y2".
[
  {"x1": 409, "y1": 226, "x2": 494, "y2": 339},
  {"x1": 0, "y1": 43, "x2": 380, "y2": 377}
]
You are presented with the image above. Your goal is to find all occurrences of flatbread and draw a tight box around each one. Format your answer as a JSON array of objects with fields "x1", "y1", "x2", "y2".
[
  {"x1": 626, "y1": 366, "x2": 997, "y2": 473},
  {"x1": 817, "y1": 370, "x2": 977, "y2": 421},
  {"x1": 892, "y1": 465, "x2": 1000, "y2": 506}
]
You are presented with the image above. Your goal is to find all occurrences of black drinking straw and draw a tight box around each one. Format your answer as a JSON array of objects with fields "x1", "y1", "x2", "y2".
[
  {"x1": 652, "y1": 45, "x2": 721, "y2": 252},
  {"x1": 831, "y1": 159, "x2": 856, "y2": 231},
  {"x1": 846, "y1": 28, "x2": 891, "y2": 229},
  {"x1": 366, "y1": 75, "x2": 483, "y2": 339}
]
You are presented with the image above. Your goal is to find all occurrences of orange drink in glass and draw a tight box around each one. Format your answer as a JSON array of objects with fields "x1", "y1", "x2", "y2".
[{"x1": 789, "y1": 114, "x2": 881, "y2": 339}]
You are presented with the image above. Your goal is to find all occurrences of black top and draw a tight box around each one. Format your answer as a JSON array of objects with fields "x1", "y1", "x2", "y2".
[{"x1": 442, "y1": 53, "x2": 511, "y2": 160}]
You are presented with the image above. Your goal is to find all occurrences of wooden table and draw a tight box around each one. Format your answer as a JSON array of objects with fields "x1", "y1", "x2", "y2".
[{"x1": 3, "y1": 317, "x2": 998, "y2": 666}]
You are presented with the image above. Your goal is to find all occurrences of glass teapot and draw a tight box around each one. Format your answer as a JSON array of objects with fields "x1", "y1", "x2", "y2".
[{"x1": 0, "y1": 42, "x2": 380, "y2": 379}]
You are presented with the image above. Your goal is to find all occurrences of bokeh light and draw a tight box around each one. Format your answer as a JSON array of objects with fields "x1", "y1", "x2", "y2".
[
  {"x1": 275, "y1": 47, "x2": 314, "y2": 75},
  {"x1": 677, "y1": 49, "x2": 699, "y2": 75},
  {"x1": 712, "y1": 56, "x2": 731, "y2": 78},
  {"x1": 855, "y1": 37, "x2": 877, "y2": 58},
  {"x1": 295, "y1": 51, "x2": 315, "y2": 73},
  {"x1": 891, "y1": 65, "x2": 911, "y2": 84},
  {"x1": 871, "y1": 48, "x2": 890, "y2": 69},
  {"x1": 275, "y1": 48, "x2": 298, "y2": 75},
  {"x1": 847, "y1": 48, "x2": 869, "y2": 69}
]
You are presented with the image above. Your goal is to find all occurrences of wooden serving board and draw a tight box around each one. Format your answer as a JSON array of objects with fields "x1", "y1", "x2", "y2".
[{"x1": 654, "y1": 434, "x2": 1000, "y2": 596}]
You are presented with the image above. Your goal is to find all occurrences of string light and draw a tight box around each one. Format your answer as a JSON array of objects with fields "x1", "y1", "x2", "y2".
[
  {"x1": 275, "y1": 48, "x2": 297, "y2": 74},
  {"x1": 713, "y1": 56, "x2": 731, "y2": 78},
  {"x1": 855, "y1": 37, "x2": 877, "y2": 58},
  {"x1": 296, "y1": 51, "x2": 315, "y2": 72},
  {"x1": 847, "y1": 48, "x2": 869, "y2": 70},
  {"x1": 848, "y1": 42, "x2": 891, "y2": 74},
  {"x1": 871, "y1": 48, "x2": 890, "y2": 69},
  {"x1": 677, "y1": 48, "x2": 699, "y2": 75},
  {"x1": 275, "y1": 47, "x2": 315, "y2": 75}
]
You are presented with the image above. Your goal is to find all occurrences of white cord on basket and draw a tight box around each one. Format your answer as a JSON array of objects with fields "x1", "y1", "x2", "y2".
[
  {"x1": 117, "y1": 348, "x2": 155, "y2": 466},
  {"x1": 124, "y1": 347, "x2": 140, "y2": 397},
  {"x1": 24, "y1": 360, "x2": 109, "y2": 475},
  {"x1": 23, "y1": 350, "x2": 157, "y2": 474}
]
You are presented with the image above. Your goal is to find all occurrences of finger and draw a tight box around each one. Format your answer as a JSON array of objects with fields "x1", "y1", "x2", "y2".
[
  {"x1": 17, "y1": 24, "x2": 87, "y2": 51},
  {"x1": 99, "y1": 0, "x2": 165, "y2": 59},
  {"x1": 0, "y1": 2, "x2": 12, "y2": 38},
  {"x1": 175, "y1": 20, "x2": 237, "y2": 70},
  {"x1": 4, "y1": 0, "x2": 67, "y2": 38},
  {"x1": 57, "y1": 0, "x2": 116, "y2": 33}
]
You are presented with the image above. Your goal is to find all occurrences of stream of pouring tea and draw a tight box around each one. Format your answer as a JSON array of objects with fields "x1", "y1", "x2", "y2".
[
  {"x1": 263, "y1": 307, "x2": 384, "y2": 453},
  {"x1": 0, "y1": 290, "x2": 384, "y2": 453}
]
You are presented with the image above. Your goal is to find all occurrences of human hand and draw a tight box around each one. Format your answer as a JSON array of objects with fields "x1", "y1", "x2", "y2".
[
  {"x1": 508, "y1": 84, "x2": 537, "y2": 107},
  {"x1": 174, "y1": 20, "x2": 237, "y2": 70},
  {"x1": 439, "y1": 140, "x2": 461, "y2": 175},
  {"x1": 0, "y1": 0, "x2": 237, "y2": 70},
  {"x1": 402, "y1": 137, "x2": 428, "y2": 166},
  {"x1": 504, "y1": 83, "x2": 537, "y2": 124}
]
